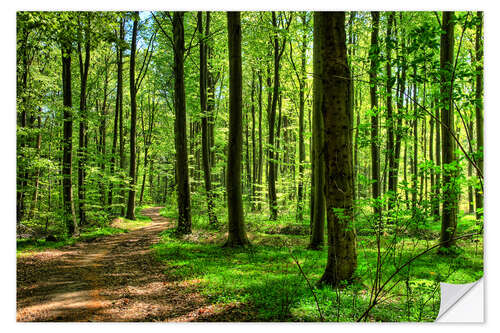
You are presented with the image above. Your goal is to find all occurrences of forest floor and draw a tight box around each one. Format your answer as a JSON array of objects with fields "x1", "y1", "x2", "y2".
[
  {"x1": 16, "y1": 205, "x2": 483, "y2": 322},
  {"x1": 16, "y1": 207, "x2": 246, "y2": 322}
]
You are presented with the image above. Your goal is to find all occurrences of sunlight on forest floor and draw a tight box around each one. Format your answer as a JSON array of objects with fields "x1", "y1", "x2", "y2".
[{"x1": 155, "y1": 206, "x2": 483, "y2": 322}]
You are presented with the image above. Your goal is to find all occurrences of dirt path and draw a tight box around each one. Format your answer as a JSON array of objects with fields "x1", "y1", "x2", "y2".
[{"x1": 16, "y1": 207, "x2": 213, "y2": 322}]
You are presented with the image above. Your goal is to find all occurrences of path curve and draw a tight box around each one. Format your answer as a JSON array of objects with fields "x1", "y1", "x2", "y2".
[{"x1": 16, "y1": 207, "x2": 207, "y2": 322}]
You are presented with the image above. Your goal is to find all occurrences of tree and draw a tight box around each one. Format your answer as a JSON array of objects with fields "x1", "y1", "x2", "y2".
[
  {"x1": 198, "y1": 11, "x2": 218, "y2": 225},
  {"x1": 369, "y1": 12, "x2": 381, "y2": 219},
  {"x1": 225, "y1": 11, "x2": 249, "y2": 247},
  {"x1": 309, "y1": 12, "x2": 325, "y2": 250},
  {"x1": 474, "y1": 11, "x2": 483, "y2": 220},
  {"x1": 173, "y1": 11, "x2": 192, "y2": 234},
  {"x1": 439, "y1": 11, "x2": 457, "y2": 250},
  {"x1": 317, "y1": 11, "x2": 357, "y2": 286},
  {"x1": 126, "y1": 13, "x2": 138, "y2": 220},
  {"x1": 61, "y1": 36, "x2": 78, "y2": 236},
  {"x1": 108, "y1": 18, "x2": 124, "y2": 210},
  {"x1": 77, "y1": 13, "x2": 91, "y2": 225},
  {"x1": 386, "y1": 12, "x2": 397, "y2": 210}
]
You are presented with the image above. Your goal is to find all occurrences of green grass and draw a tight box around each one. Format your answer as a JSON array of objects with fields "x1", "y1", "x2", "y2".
[{"x1": 153, "y1": 207, "x2": 483, "y2": 322}]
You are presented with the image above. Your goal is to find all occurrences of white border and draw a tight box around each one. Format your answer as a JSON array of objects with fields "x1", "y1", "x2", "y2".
[{"x1": 2, "y1": 1, "x2": 498, "y2": 332}]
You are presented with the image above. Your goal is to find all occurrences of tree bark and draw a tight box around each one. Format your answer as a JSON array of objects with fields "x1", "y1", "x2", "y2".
[
  {"x1": 309, "y1": 12, "x2": 325, "y2": 250},
  {"x1": 125, "y1": 13, "x2": 138, "y2": 220},
  {"x1": 109, "y1": 19, "x2": 124, "y2": 211},
  {"x1": 386, "y1": 12, "x2": 397, "y2": 210},
  {"x1": 474, "y1": 11, "x2": 483, "y2": 220},
  {"x1": 369, "y1": 12, "x2": 381, "y2": 218},
  {"x1": 297, "y1": 14, "x2": 307, "y2": 221},
  {"x1": 77, "y1": 15, "x2": 91, "y2": 225},
  {"x1": 317, "y1": 12, "x2": 357, "y2": 286},
  {"x1": 173, "y1": 11, "x2": 192, "y2": 233},
  {"x1": 225, "y1": 12, "x2": 249, "y2": 246},
  {"x1": 199, "y1": 11, "x2": 218, "y2": 225},
  {"x1": 439, "y1": 11, "x2": 457, "y2": 250},
  {"x1": 61, "y1": 40, "x2": 78, "y2": 236}
]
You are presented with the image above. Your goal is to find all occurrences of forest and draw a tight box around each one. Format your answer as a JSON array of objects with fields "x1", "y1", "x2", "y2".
[{"x1": 16, "y1": 11, "x2": 483, "y2": 322}]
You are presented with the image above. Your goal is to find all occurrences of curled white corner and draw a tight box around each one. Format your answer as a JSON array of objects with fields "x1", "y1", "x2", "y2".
[{"x1": 435, "y1": 277, "x2": 484, "y2": 322}]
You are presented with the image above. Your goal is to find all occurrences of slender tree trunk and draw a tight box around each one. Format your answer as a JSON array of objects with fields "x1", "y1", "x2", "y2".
[
  {"x1": 467, "y1": 119, "x2": 474, "y2": 214},
  {"x1": 369, "y1": 12, "x2": 381, "y2": 218},
  {"x1": 318, "y1": 12, "x2": 357, "y2": 286},
  {"x1": 475, "y1": 11, "x2": 483, "y2": 220},
  {"x1": 125, "y1": 13, "x2": 138, "y2": 220},
  {"x1": 28, "y1": 114, "x2": 42, "y2": 220},
  {"x1": 109, "y1": 19, "x2": 124, "y2": 210},
  {"x1": 199, "y1": 11, "x2": 218, "y2": 225},
  {"x1": 386, "y1": 12, "x2": 396, "y2": 210},
  {"x1": 297, "y1": 13, "x2": 307, "y2": 221},
  {"x1": 439, "y1": 11, "x2": 457, "y2": 250},
  {"x1": 251, "y1": 69, "x2": 257, "y2": 210},
  {"x1": 309, "y1": 12, "x2": 325, "y2": 250},
  {"x1": 433, "y1": 98, "x2": 441, "y2": 218},
  {"x1": 173, "y1": 11, "x2": 192, "y2": 233},
  {"x1": 77, "y1": 18, "x2": 91, "y2": 225},
  {"x1": 394, "y1": 16, "x2": 406, "y2": 196},
  {"x1": 267, "y1": 11, "x2": 281, "y2": 221},
  {"x1": 225, "y1": 12, "x2": 249, "y2": 247},
  {"x1": 99, "y1": 59, "x2": 110, "y2": 206},
  {"x1": 61, "y1": 40, "x2": 78, "y2": 236},
  {"x1": 257, "y1": 71, "x2": 263, "y2": 210},
  {"x1": 412, "y1": 69, "x2": 418, "y2": 216},
  {"x1": 17, "y1": 29, "x2": 30, "y2": 223}
]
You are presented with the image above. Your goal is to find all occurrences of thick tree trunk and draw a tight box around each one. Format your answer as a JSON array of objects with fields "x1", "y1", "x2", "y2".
[
  {"x1": 173, "y1": 11, "x2": 192, "y2": 233},
  {"x1": 317, "y1": 12, "x2": 357, "y2": 286},
  {"x1": 225, "y1": 12, "x2": 249, "y2": 247},
  {"x1": 309, "y1": 12, "x2": 325, "y2": 250},
  {"x1": 61, "y1": 40, "x2": 78, "y2": 236},
  {"x1": 126, "y1": 14, "x2": 138, "y2": 220},
  {"x1": 439, "y1": 11, "x2": 457, "y2": 250}
]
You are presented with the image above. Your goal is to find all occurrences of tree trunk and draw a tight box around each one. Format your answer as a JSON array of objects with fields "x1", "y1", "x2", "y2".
[
  {"x1": 267, "y1": 11, "x2": 281, "y2": 221},
  {"x1": 439, "y1": 11, "x2": 457, "y2": 250},
  {"x1": 317, "y1": 12, "x2": 357, "y2": 286},
  {"x1": 475, "y1": 11, "x2": 483, "y2": 220},
  {"x1": 309, "y1": 12, "x2": 325, "y2": 250},
  {"x1": 199, "y1": 11, "x2": 218, "y2": 225},
  {"x1": 386, "y1": 12, "x2": 396, "y2": 210},
  {"x1": 297, "y1": 12, "x2": 307, "y2": 221},
  {"x1": 369, "y1": 12, "x2": 381, "y2": 218},
  {"x1": 173, "y1": 11, "x2": 192, "y2": 233},
  {"x1": 61, "y1": 40, "x2": 78, "y2": 236},
  {"x1": 125, "y1": 13, "x2": 138, "y2": 220},
  {"x1": 257, "y1": 71, "x2": 263, "y2": 210},
  {"x1": 225, "y1": 12, "x2": 249, "y2": 247},
  {"x1": 77, "y1": 17, "x2": 91, "y2": 225},
  {"x1": 109, "y1": 19, "x2": 125, "y2": 211}
]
